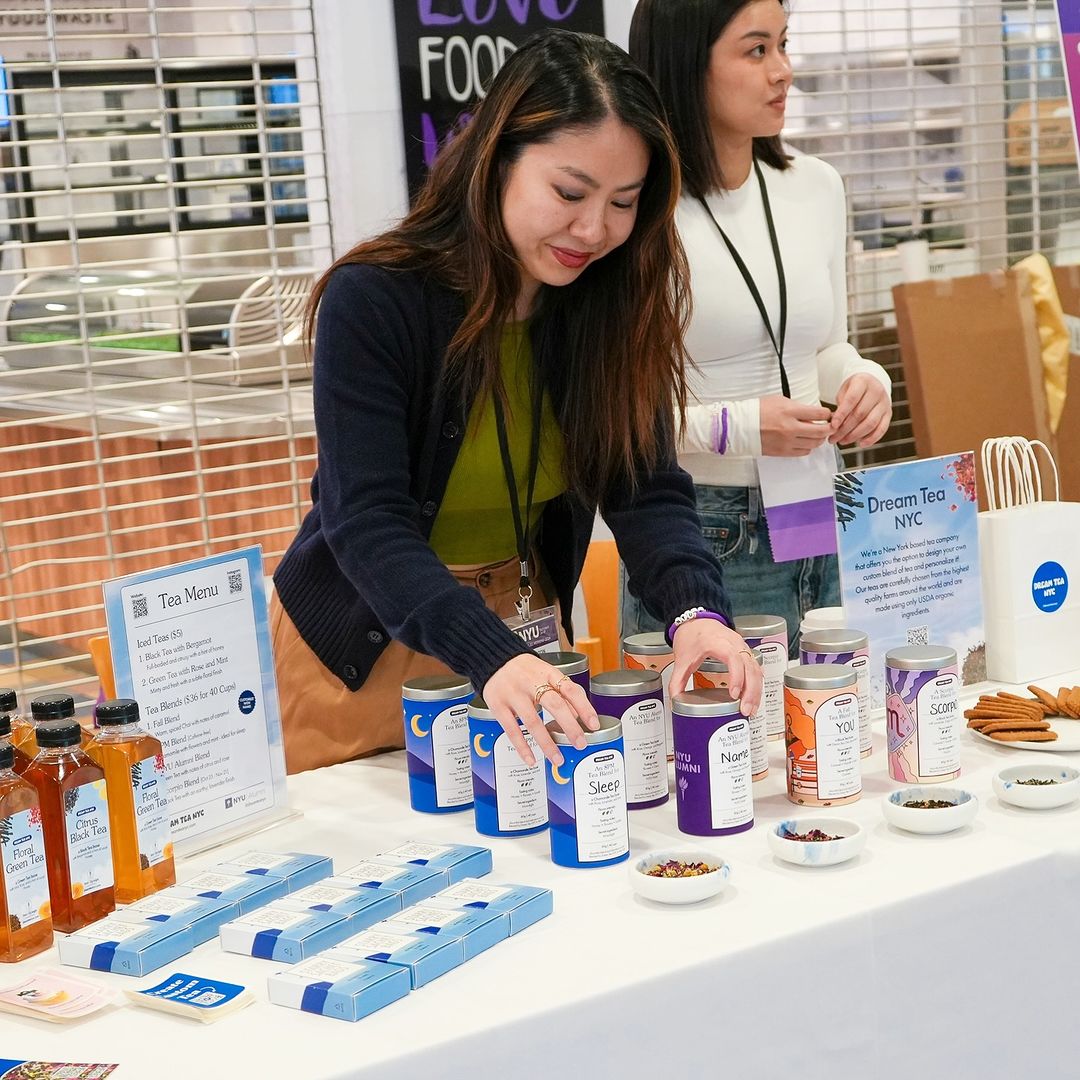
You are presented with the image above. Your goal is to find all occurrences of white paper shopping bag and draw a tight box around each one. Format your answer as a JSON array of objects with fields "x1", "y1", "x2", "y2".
[{"x1": 978, "y1": 438, "x2": 1080, "y2": 682}]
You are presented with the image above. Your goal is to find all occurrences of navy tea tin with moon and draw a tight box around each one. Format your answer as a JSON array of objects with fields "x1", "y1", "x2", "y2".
[
  {"x1": 402, "y1": 676, "x2": 474, "y2": 814},
  {"x1": 545, "y1": 715, "x2": 629, "y2": 868},
  {"x1": 468, "y1": 697, "x2": 548, "y2": 837}
]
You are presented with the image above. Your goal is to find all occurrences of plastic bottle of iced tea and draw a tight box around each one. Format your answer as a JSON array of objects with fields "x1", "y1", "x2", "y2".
[
  {"x1": 0, "y1": 739, "x2": 54, "y2": 961},
  {"x1": 2, "y1": 689, "x2": 36, "y2": 765},
  {"x1": 23, "y1": 716, "x2": 115, "y2": 933},
  {"x1": 0, "y1": 710, "x2": 32, "y2": 776},
  {"x1": 87, "y1": 699, "x2": 175, "y2": 903}
]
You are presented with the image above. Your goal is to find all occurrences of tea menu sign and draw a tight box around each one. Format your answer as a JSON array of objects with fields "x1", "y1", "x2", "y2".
[{"x1": 103, "y1": 546, "x2": 288, "y2": 854}]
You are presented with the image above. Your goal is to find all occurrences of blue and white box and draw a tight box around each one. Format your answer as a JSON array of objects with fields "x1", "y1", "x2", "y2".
[
  {"x1": 267, "y1": 954, "x2": 410, "y2": 1022},
  {"x1": 114, "y1": 890, "x2": 240, "y2": 946},
  {"x1": 372, "y1": 904, "x2": 508, "y2": 961},
  {"x1": 172, "y1": 870, "x2": 287, "y2": 913},
  {"x1": 273, "y1": 882, "x2": 399, "y2": 930},
  {"x1": 57, "y1": 915, "x2": 193, "y2": 976},
  {"x1": 374, "y1": 841, "x2": 492, "y2": 885},
  {"x1": 326, "y1": 927, "x2": 463, "y2": 988},
  {"x1": 329, "y1": 859, "x2": 444, "y2": 907},
  {"x1": 219, "y1": 906, "x2": 354, "y2": 964},
  {"x1": 213, "y1": 851, "x2": 332, "y2": 893},
  {"x1": 427, "y1": 880, "x2": 553, "y2": 936}
]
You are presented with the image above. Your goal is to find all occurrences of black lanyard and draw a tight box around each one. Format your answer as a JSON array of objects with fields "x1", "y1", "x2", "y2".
[
  {"x1": 697, "y1": 158, "x2": 791, "y2": 398},
  {"x1": 492, "y1": 357, "x2": 544, "y2": 621}
]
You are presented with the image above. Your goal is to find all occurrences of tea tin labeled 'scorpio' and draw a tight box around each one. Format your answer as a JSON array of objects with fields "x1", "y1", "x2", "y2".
[{"x1": 885, "y1": 645, "x2": 960, "y2": 784}]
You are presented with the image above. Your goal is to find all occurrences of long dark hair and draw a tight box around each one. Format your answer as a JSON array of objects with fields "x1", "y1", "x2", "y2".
[
  {"x1": 629, "y1": 0, "x2": 791, "y2": 200},
  {"x1": 306, "y1": 29, "x2": 690, "y2": 503}
]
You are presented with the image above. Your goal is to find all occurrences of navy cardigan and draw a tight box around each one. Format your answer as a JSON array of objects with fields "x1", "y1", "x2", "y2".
[{"x1": 273, "y1": 263, "x2": 731, "y2": 695}]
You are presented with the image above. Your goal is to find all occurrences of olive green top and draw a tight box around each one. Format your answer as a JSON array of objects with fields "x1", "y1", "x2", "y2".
[{"x1": 429, "y1": 322, "x2": 566, "y2": 564}]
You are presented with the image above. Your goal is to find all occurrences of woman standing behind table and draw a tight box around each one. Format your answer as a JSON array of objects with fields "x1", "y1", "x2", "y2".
[
  {"x1": 271, "y1": 30, "x2": 762, "y2": 775},
  {"x1": 625, "y1": 0, "x2": 893, "y2": 655}
]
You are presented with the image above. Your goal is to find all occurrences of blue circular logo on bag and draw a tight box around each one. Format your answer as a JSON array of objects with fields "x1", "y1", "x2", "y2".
[
  {"x1": 1032, "y1": 562, "x2": 1068, "y2": 613},
  {"x1": 238, "y1": 690, "x2": 256, "y2": 714}
]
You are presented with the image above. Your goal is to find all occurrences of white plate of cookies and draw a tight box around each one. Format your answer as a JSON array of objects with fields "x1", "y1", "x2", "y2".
[{"x1": 967, "y1": 684, "x2": 1080, "y2": 752}]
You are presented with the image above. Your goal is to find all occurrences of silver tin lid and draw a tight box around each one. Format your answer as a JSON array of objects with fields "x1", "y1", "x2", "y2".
[
  {"x1": 621, "y1": 632, "x2": 671, "y2": 656},
  {"x1": 800, "y1": 628, "x2": 869, "y2": 652},
  {"x1": 468, "y1": 695, "x2": 495, "y2": 721},
  {"x1": 698, "y1": 649, "x2": 763, "y2": 674},
  {"x1": 734, "y1": 614, "x2": 787, "y2": 638},
  {"x1": 784, "y1": 663, "x2": 856, "y2": 691},
  {"x1": 403, "y1": 675, "x2": 473, "y2": 701},
  {"x1": 590, "y1": 669, "x2": 662, "y2": 696},
  {"x1": 885, "y1": 644, "x2": 958, "y2": 670},
  {"x1": 545, "y1": 651, "x2": 590, "y2": 677},
  {"x1": 671, "y1": 688, "x2": 743, "y2": 717},
  {"x1": 547, "y1": 713, "x2": 622, "y2": 746}
]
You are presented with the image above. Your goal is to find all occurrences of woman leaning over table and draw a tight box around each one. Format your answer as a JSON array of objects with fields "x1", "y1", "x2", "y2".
[
  {"x1": 626, "y1": 0, "x2": 894, "y2": 655},
  {"x1": 270, "y1": 30, "x2": 762, "y2": 775}
]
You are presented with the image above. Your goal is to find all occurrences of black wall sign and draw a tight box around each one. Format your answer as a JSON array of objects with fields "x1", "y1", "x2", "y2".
[{"x1": 394, "y1": 1, "x2": 605, "y2": 197}]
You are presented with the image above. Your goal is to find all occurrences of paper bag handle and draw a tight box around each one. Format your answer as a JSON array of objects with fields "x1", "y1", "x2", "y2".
[{"x1": 980, "y1": 437, "x2": 1060, "y2": 510}]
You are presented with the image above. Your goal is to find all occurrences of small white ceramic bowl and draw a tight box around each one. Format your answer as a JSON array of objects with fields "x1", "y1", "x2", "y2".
[
  {"x1": 628, "y1": 848, "x2": 730, "y2": 905},
  {"x1": 994, "y1": 764, "x2": 1080, "y2": 810},
  {"x1": 882, "y1": 787, "x2": 977, "y2": 834},
  {"x1": 767, "y1": 818, "x2": 864, "y2": 867}
]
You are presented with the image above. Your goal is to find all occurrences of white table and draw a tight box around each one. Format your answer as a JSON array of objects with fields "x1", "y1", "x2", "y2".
[{"x1": 11, "y1": 674, "x2": 1080, "y2": 1080}]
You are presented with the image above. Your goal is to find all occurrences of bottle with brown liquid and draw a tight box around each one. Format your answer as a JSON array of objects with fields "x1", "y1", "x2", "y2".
[
  {"x1": 23, "y1": 712, "x2": 115, "y2": 933},
  {"x1": 0, "y1": 710, "x2": 32, "y2": 776},
  {"x1": 87, "y1": 699, "x2": 176, "y2": 903},
  {"x1": 2, "y1": 689, "x2": 35, "y2": 767},
  {"x1": 0, "y1": 740, "x2": 54, "y2": 961}
]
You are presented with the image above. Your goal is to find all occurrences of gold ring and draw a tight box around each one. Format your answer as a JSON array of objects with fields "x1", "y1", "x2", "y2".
[
  {"x1": 739, "y1": 650, "x2": 754, "y2": 659},
  {"x1": 533, "y1": 683, "x2": 557, "y2": 708},
  {"x1": 554, "y1": 674, "x2": 570, "y2": 690}
]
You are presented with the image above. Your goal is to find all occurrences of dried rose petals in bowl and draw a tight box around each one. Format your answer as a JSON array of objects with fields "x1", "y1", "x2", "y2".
[
  {"x1": 644, "y1": 859, "x2": 719, "y2": 878},
  {"x1": 629, "y1": 849, "x2": 731, "y2": 905}
]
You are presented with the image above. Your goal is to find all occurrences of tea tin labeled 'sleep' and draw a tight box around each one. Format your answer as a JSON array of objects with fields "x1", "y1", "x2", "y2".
[
  {"x1": 694, "y1": 653, "x2": 767, "y2": 781},
  {"x1": 671, "y1": 689, "x2": 753, "y2": 837},
  {"x1": 402, "y1": 676, "x2": 474, "y2": 814},
  {"x1": 733, "y1": 614, "x2": 788, "y2": 740},
  {"x1": 885, "y1": 645, "x2": 960, "y2": 784},
  {"x1": 589, "y1": 669, "x2": 668, "y2": 808},
  {"x1": 799, "y1": 628, "x2": 872, "y2": 758},
  {"x1": 545, "y1": 715, "x2": 629, "y2": 868},
  {"x1": 467, "y1": 697, "x2": 547, "y2": 837},
  {"x1": 783, "y1": 664, "x2": 861, "y2": 807}
]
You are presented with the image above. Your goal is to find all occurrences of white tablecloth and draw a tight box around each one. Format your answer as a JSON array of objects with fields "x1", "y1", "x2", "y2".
[{"x1": 11, "y1": 674, "x2": 1080, "y2": 1080}]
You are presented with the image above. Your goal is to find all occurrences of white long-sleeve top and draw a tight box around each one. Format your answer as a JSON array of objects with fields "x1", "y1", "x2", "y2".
[{"x1": 678, "y1": 154, "x2": 891, "y2": 487}]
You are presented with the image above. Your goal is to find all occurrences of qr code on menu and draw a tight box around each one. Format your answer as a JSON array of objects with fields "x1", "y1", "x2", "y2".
[
  {"x1": 227, "y1": 569, "x2": 243, "y2": 595},
  {"x1": 907, "y1": 625, "x2": 929, "y2": 646},
  {"x1": 130, "y1": 593, "x2": 148, "y2": 620}
]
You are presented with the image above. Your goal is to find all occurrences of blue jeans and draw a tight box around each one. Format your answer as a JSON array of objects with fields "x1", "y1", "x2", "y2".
[{"x1": 619, "y1": 484, "x2": 840, "y2": 659}]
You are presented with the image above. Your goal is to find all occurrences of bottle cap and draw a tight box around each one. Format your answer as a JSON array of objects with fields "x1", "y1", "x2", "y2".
[
  {"x1": 95, "y1": 698, "x2": 141, "y2": 727},
  {"x1": 0, "y1": 742, "x2": 12, "y2": 770},
  {"x1": 0, "y1": 689, "x2": 16, "y2": 713},
  {"x1": 0, "y1": 714, "x2": 10, "y2": 738},
  {"x1": 34, "y1": 720, "x2": 82, "y2": 748},
  {"x1": 30, "y1": 694, "x2": 75, "y2": 721}
]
